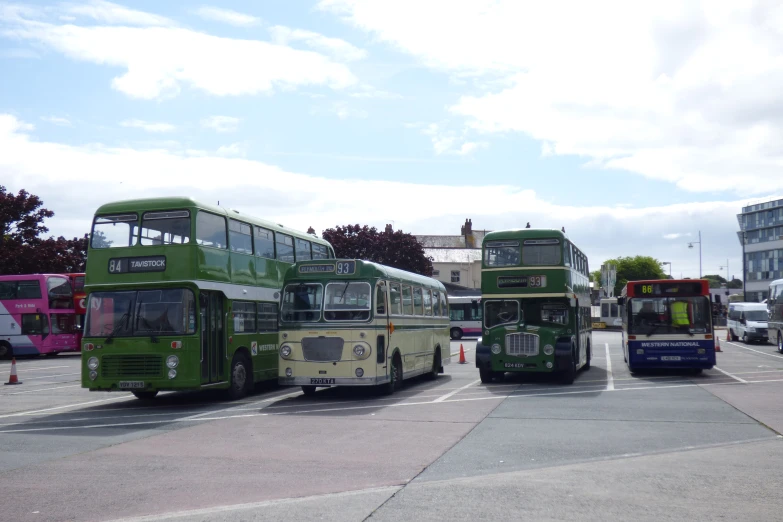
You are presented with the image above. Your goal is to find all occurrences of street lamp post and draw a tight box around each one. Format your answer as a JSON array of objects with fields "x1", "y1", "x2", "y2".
[
  {"x1": 741, "y1": 231, "x2": 747, "y2": 299},
  {"x1": 662, "y1": 261, "x2": 671, "y2": 277},
  {"x1": 718, "y1": 259, "x2": 729, "y2": 283},
  {"x1": 688, "y1": 231, "x2": 702, "y2": 279}
]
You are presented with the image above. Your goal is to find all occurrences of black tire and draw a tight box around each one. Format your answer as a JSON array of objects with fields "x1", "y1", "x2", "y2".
[
  {"x1": 427, "y1": 349, "x2": 441, "y2": 380},
  {"x1": 227, "y1": 352, "x2": 251, "y2": 400},
  {"x1": 450, "y1": 327, "x2": 463, "y2": 340},
  {"x1": 691, "y1": 368, "x2": 703, "y2": 375},
  {"x1": 778, "y1": 331, "x2": 783, "y2": 354},
  {"x1": 301, "y1": 385, "x2": 316, "y2": 396},
  {"x1": 742, "y1": 332, "x2": 749, "y2": 344},
  {"x1": 559, "y1": 349, "x2": 576, "y2": 385},
  {"x1": 479, "y1": 368, "x2": 494, "y2": 383},
  {"x1": 583, "y1": 343, "x2": 591, "y2": 370},
  {"x1": 731, "y1": 329, "x2": 738, "y2": 341},
  {"x1": 0, "y1": 342, "x2": 12, "y2": 359},
  {"x1": 382, "y1": 354, "x2": 402, "y2": 395},
  {"x1": 132, "y1": 391, "x2": 158, "y2": 400}
]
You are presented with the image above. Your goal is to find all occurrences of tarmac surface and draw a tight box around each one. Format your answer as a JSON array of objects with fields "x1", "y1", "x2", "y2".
[{"x1": 1, "y1": 331, "x2": 782, "y2": 521}]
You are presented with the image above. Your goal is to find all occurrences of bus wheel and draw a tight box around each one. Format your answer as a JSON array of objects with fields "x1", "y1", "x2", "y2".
[
  {"x1": 0, "y1": 342, "x2": 11, "y2": 359},
  {"x1": 559, "y1": 349, "x2": 576, "y2": 385},
  {"x1": 132, "y1": 391, "x2": 158, "y2": 400},
  {"x1": 479, "y1": 368, "x2": 494, "y2": 383},
  {"x1": 450, "y1": 328, "x2": 463, "y2": 340},
  {"x1": 383, "y1": 354, "x2": 402, "y2": 395},
  {"x1": 777, "y1": 332, "x2": 782, "y2": 353},
  {"x1": 691, "y1": 368, "x2": 703, "y2": 375},
  {"x1": 583, "y1": 343, "x2": 591, "y2": 371},
  {"x1": 301, "y1": 385, "x2": 316, "y2": 396},
  {"x1": 227, "y1": 353, "x2": 251, "y2": 400},
  {"x1": 427, "y1": 349, "x2": 441, "y2": 380}
]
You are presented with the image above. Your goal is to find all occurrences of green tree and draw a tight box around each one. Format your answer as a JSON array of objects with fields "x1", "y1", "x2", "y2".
[
  {"x1": 702, "y1": 274, "x2": 728, "y2": 288},
  {"x1": 590, "y1": 269, "x2": 601, "y2": 284},
  {"x1": 727, "y1": 278, "x2": 743, "y2": 289},
  {"x1": 603, "y1": 256, "x2": 667, "y2": 296}
]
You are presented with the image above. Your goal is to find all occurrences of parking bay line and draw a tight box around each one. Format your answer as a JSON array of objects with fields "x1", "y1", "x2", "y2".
[
  {"x1": 725, "y1": 341, "x2": 783, "y2": 360},
  {"x1": 7, "y1": 376, "x2": 783, "y2": 434},
  {"x1": 713, "y1": 366, "x2": 748, "y2": 384},
  {"x1": 605, "y1": 343, "x2": 615, "y2": 391}
]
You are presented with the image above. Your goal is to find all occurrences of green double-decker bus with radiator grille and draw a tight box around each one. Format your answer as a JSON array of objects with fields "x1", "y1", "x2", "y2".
[
  {"x1": 81, "y1": 197, "x2": 335, "y2": 400},
  {"x1": 475, "y1": 228, "x2": 592, "y2": 384}
]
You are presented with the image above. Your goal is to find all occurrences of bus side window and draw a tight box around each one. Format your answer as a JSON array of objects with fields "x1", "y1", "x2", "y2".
[
  {"x1": 376, "y1": 282, "x2": 387, "y2": 316},
  {"x1": 389, "y1": 283, "x2": 402, "y2": 316}
]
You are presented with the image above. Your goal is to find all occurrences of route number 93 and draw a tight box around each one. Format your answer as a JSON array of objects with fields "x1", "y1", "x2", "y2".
[
  {"x1": 529, "y1": 276, "x2": 545, "y2": 287},
  {"x1": 336, "y1": 261, "x2": 355, "y2": 275}
]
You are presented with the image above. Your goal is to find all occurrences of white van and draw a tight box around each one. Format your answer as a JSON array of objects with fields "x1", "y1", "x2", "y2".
[{"x1": 727, "y1": 302, "x2": 769, "y2": 344}]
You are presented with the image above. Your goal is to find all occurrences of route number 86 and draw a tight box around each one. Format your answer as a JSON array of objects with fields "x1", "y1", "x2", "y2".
[{"x1": 641, "y1": 284, "x2": 653, "y2": 294}]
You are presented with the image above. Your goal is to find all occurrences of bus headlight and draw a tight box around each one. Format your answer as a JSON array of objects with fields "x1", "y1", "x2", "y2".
[
  {"x1": 636, "y1": 349, "x2": 644, "y2": 355},
  {"x1": 89, "y1": 370, "x2": 98, "y2": 381},
  {"x1": 491, "y1": 344, "x2": 501, "y2": 354},
  {"x1": 280, "y1": 345, "x2": 292, "y2": 359},
  {"x1": 543, "y1": 344, "x2": 554, "y2": 355},
  {"x1": 698, "y1": 349, "x2": 706, "y2": 354},
  {"x1": 355, "y1": 368, "x2": 364, "y2": 377},
  {"x1": 166, "y1": 355, "x2": 179, "y2": 369},
  {"x1": 168, "y1": 369, "x2": 177, "y2": 379},
  {"x1": 285, "y1": 367, "x2": 293, "y2": 377},
  {"x1": 353, "y1": 343, "x2": 371, "y2": 359},
  {"x1": 87, "y1": 357, "x2": 99, "y2": 370}
]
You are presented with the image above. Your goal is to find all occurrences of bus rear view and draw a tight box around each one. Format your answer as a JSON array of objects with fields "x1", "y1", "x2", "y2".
[{"x1": 619, "y1": 279, "x2": 715, "y2": 373}]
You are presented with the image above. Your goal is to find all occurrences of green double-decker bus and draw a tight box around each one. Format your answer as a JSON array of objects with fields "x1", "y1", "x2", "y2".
[
  {"x1": 81, "y1": 197, "x2": 334, "y2": 400},
  {"x1": 475, "y1": 228, "x2": 592, "y2": 384}
]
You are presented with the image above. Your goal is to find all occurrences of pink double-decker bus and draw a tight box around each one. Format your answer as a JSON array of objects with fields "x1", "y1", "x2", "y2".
[{"x1": 0, "y1": 274, "x2": 81, "y2": 358}]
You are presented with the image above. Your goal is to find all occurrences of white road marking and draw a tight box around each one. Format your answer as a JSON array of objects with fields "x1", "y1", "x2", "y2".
[
  {"x1": 713, "y1": 366, "x2": 748, "y2": 384},
  {"x1": 726, "y1": 341, "x2": 783, "y2": 359},
  {"x1": 14, "y1": 365, "x2": 71, "y2": 372},
  {"x1": 605, "y1": 343, "x2": 615, "y2": 391},
  {"x1": 179, "y1": 390, "x2": 303, "y2": 421},
  {"x1": 0, "y1": 384, "x2": 80, "y2": 396},
  {"x1": 433, "y1": 379, "x2": 481, "y2": 402},
  {"x1": 16, "y1": 372, "x2": 80, "y2": 381},
  {"x1": 0, "y1": 394, "x2": 134, "y2": 419}
]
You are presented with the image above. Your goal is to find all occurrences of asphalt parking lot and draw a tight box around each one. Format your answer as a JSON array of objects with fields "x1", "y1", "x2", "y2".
[{"x1": 1, "y1": 332, "x2": 782, "y2": 521}]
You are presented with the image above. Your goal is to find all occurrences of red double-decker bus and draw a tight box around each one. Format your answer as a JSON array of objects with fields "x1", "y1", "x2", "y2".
[{"x1": 68, "y1": 273, "x2": 86, "y2": 346}]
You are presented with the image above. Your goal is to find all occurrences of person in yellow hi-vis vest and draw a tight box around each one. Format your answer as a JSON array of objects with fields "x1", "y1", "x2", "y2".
[{"x1": 671, "y1": 300, "x2": 691, "y2": 328}]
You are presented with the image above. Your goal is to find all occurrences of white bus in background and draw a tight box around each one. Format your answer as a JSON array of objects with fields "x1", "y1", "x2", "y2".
[
  {"x1": 448, "y1": 295, "x2": 482, "y2": 340},
  {"x1": 600, "y1": 297, "x2": 622, "y2": 329}
]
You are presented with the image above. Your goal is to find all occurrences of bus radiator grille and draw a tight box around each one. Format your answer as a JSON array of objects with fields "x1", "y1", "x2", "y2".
[
  {"x1": 505, "y1": 333, "x2": 540, "y2": 357},
  {"x1": 101, "y1": 355, "x2": 164, "y2": 378},
  {"x1": 302, "y1": 337, "x2": 344, "y2": 362}
]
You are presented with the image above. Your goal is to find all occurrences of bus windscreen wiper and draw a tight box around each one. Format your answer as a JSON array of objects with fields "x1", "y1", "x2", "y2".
[
  {"x1": 105, "y1": 312, "x2": 130, "y2": 344},
  {"x1": 137, "y1": 315, "x2": 160, "y2": 343},
  {"x1": 646, "y1": 323, "x2": 662, "y2": 337}
]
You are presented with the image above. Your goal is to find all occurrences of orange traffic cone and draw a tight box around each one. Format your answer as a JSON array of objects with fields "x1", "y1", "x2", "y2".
[
  {"x1": 458, "y1": 344, "x2": 467, "y2": 364},
  {"x1": 726, "y1": 328, "x2": 730, "y2": 341},
  {"x1": 715, "y1": 336, "x2": 722, "y2": 352},
  {"x1": 4, "y1": 358, "x2": 22, "y2": 385}
]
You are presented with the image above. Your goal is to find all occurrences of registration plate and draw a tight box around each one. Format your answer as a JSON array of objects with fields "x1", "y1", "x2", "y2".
[
  {"x1": 118, "y1": 381, "x2": 145, "y2": 389},
  {"x1": 660, "y1": 356, "x2": 682, "y2": 361},
  {"x1": 310, "y1": 378, "x2": 335, "y2": 385}
]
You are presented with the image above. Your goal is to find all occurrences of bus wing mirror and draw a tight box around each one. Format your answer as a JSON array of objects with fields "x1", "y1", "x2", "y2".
[{"x1": 616, "y1": 297, "x2": 625, "y2": 306}]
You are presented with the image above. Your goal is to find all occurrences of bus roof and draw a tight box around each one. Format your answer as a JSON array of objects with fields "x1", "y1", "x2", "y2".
[
  {"x1": 482, "y1": 228, "x2": 566, "y2": 244},
  {"x1": 285, "y1": 259, "x2": 446, "y2": 292},
  {"x1": 0, "y1": 274, "x2": 68, "y2": 281},
  {"x1": 93, "y1": 197, "x2": 331, "y2": 247}
]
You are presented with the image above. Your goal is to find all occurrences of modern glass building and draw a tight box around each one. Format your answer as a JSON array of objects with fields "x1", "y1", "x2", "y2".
[{"x1": 738, "y1": 197, "x2": 783, "y2": 302}]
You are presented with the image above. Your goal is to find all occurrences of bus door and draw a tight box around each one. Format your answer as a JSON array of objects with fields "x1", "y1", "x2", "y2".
[
  {"x1": 377, "y1": 281, "x2": 390, "y2": 375},
  {"x1": 200, "y1": 291, "x2": 225, "y2": 384}
]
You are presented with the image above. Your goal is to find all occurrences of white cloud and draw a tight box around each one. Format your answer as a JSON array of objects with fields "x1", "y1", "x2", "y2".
[
  {"x1": 201, "y1": 115, "x2": 240, "y2": 133},
  {"x1": 269, "y1": 25, "x2": 367, "y2": 62},
  {"x1": 663, "y1": 232, "x2": 692, "y2": 240},
  {"x1": 41, "y1": 115, "x2": 72, "y2": 126},
  {"x1": 64, "y1": 0, "x2": 174, "y2": 26},
  {"x1": 320, "y1": 0, "x2": 783, "y2": 196},
  {"x1": 120, "y1": 119, "x2": 176, "y2": 133},
  {"x1": 194, "y1": 6, "x2": 262, "y2": 27},
  {"x1": 0, "y1": 112, "x2": 749, "y2": 279},
  {"x1": 216, "y1": 142, "x2": 245, "y2": 157},
  {"x1": 328, "y1": 101, "x2": 368, "y2": 120},
  {"x1": 1, "y1": 7, "x2": 357, "y2": 100},
  {"x1": 421, "y1": 123, "x2": 485, "y2": 156}
]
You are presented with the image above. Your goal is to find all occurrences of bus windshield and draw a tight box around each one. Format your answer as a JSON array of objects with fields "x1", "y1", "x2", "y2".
[
  {"x1": 628, "y1": 296, "x2": 711, "y2": 335},
  {"x1": 85, "y1": 289, "x2": 196, "y2": 338},
  {"x1": 523, "y1": 299, "x2": 570, "y2": 326},
  {"x1": 281, "y1": 283, "x2": 323, "y2": 322},
  {"x1": 324, "y1": 282, "x2": 371, "y2": 321}
]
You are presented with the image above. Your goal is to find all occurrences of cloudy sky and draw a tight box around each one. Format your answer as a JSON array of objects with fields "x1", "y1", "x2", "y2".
[{"x1": 2, "y1": 0, "x2": 782, "y2": 280}]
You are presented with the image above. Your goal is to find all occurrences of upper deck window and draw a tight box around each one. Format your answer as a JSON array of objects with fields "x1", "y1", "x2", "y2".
[
  {"x1": 196, "y1": 212, "x2": 227, "y2": 249},
  {"x1": 312, "y1": 243, "x2": 330, "y2": 260},
  {"x1": 522, "y1": 239, "x2": 561, "y2": 266},
  {"x1": 254, "y1": 227, "x2": 275, "y2": 259},
  {"x1": 92, "y1": 214, "x2": 138, "y2": 248},
  {"x1": 276, "y1": 234, "x2": 295, "y2": 263},
  {"x1": 0, "y1": 280, "x2": 42, "y2": 300},
  {"x1": 296, "y1": 238, "x2": 312, "y2": 261},
  {"x1": 229, "y1": 219, "x2": 253, "y2": 254},
  {"x1": 47, "y1": 276, "x2": 73, "y2": 309},
  {"x1": 485, "y1": 241, "x2": 520, "y2": 267},
  {"x1": 140, "y1": 210, "x2": 190, "y2": 246}
]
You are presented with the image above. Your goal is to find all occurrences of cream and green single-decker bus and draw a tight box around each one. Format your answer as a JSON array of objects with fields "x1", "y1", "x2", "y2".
[
  {"x1": 278, "y1": 259, "x2": 451, "y2": 395},
  {"x1": 81, "y1": 197, "x2": 334, "y2": 400}
]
